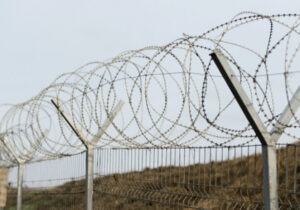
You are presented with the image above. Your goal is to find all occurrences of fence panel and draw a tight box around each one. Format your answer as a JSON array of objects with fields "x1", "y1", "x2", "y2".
[
  {"x1": 3, "y1": 143, "x2": 300, "y2": 209},
  {"x1": 6, "y1": 152, "x2": 86, "y2": 210},
  {"x1": 277, "y1": 144, "x2": 300, "y2": 209},
  {"x1": 93, "y1": 146, "x2": 264, "y2": 209}
]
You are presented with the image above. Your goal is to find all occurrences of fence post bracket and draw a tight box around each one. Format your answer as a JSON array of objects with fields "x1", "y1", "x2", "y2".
[
  {"x1": 211, "y1": 50, "x2": 278, "y2": 210},
  {"x1": 51, "y1": 98, "x2": 124, "y2": 210}
]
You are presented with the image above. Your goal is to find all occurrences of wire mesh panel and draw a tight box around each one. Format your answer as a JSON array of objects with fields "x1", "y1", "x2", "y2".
[
  {"x1": 93, "y1": 146, "x2": 265, "y2": 209},
  {"x1": 277, "y1": 144, "x2": 300, "y2": 209},
  {"x1": 5, "y1": 152, "x2": 86, "y2": 210},
  {"x1": 2, "y1": 143, "x2": 300, "y2": 209}
]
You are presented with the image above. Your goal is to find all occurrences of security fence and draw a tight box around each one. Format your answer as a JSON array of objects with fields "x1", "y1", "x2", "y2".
[
  {"x1": 0, "y1": 12, "x2": 300, "y2": 210},
  {"x1": 2, "y1": 143, "x2": 300, "y2": 209}
]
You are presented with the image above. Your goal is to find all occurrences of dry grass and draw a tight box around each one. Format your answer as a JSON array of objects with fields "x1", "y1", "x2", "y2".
[{"x1": 5, "y1": 145, "x2": 300, "y2": 209}]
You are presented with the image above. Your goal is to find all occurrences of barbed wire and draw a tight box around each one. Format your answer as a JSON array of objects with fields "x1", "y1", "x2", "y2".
[{"x1": 0, "y1": 12, "x2": 299, "y2": 165}]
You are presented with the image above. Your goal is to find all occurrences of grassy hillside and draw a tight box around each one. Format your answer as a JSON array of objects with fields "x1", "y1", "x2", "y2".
[{"x1": 5, "y1": 145, "x2": 300, "y2": 209}]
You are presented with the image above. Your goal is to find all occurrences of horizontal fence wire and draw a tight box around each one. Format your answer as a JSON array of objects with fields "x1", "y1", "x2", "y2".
[
  {"x1": 3, "y1": 143, "x2": 300, "y2": 209},
  {"x1": 276, "y1": 144, "x2": 300, "y2": 209},
  {"x1": 6, "y1": 152, "x2": 86, "y2": 210},
  {"x1": 93, "y1": 145, "x2": 264, "y2": 209}
]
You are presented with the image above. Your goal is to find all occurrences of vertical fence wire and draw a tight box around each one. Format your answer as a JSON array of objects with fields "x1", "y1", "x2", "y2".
[
  {"x1": 93, "y1": 145, "x2": 266, "y2": 209},
  {"x1": 3, "y1": 143, "x2": 300, "y2": 209},
  {"x1": 6, "y1": 152, "x2": 86, "y2": 210}
]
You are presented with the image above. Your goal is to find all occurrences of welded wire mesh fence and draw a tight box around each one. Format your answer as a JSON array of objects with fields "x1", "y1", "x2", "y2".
[
  {"x1": 0, "y1": 12, "x2": 300, "y2": 210},
  {"x1": 93, "y1": 146, "x2": 264, "y2": 209},
  {"x1": 277, "y1": 144, "x2": 300, "y2": 209},
  {"x1": 2, "y1": 143, "x2": 300, "y2": 209},
  {"x1": 6, "y1": 152, "x2": 86, "y2": 210}
]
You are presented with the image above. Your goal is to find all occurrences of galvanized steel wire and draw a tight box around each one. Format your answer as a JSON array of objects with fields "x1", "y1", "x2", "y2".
[{"x1": 0, "y1": 12, "x2": 300, "y2": 165}]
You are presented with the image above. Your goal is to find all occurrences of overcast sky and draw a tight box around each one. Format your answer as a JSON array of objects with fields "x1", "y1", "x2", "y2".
[
  {"x1": 0, "y1": 0, "x2": 300, "y2": 107},
  {"x1": 1, "y1": 0, "x2": 300, "y2": 186}
]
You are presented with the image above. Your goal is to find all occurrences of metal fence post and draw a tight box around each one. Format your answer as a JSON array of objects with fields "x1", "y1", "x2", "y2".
[
  {"x1": 211, "y1": 50, "x2": 300, "y2": 209},
  {"x1": 262, "y1": 143, "x2": 278, "y2": 209},
  {"x1": 211, "y1": 50, "x2": 279, "y2": 210},
  {"x1": 17, "y1": 162, "x2": 24, "y2": 210},
  {"x1": 51, "y1": 98, "x2": 124, "y2": 210},
  {"x1": 86, "y1": 147, "x2": 94, "y2": 210},
  {"x1": 0, "y1": 131, "x2": 48, "y2": 210}
]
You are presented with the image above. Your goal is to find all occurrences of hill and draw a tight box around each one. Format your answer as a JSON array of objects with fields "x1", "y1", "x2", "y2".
[{"x1": 5, "y1": 144, "x2": 300, "y2": 209}]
